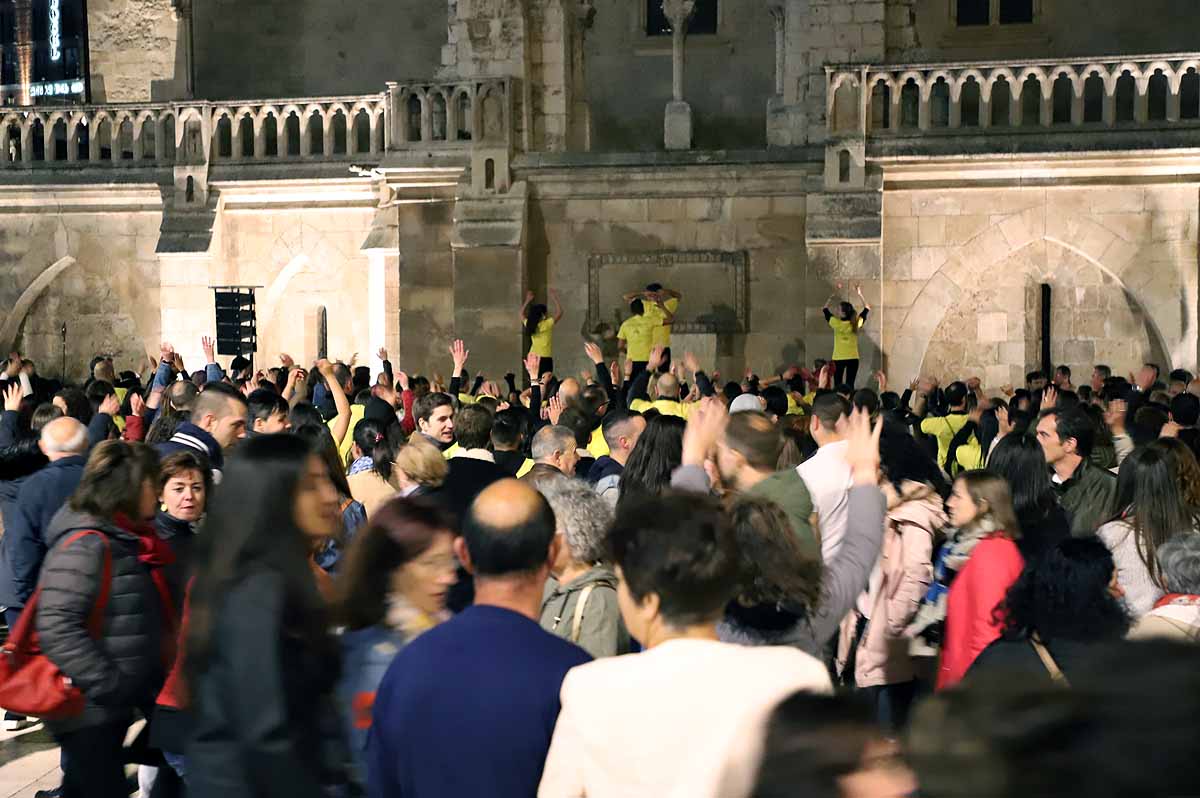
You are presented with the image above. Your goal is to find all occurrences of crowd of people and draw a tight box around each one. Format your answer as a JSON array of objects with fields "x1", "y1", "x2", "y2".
[{"x1": 0, "y1": 284, "x2": 1197, "y2": 798}]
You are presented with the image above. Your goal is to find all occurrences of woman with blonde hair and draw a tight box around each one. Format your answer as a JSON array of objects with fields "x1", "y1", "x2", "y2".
[
  {"x1": 393, "y1": 435, "x2": 448, "y2": 497},
  {"x1": 907, "y1": 471, "x2": 1024, "y2": 690}
]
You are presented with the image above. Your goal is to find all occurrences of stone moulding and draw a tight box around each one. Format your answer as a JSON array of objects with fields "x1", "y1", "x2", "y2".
[{"x1": 587, "y1": 249, "x2": 747, "y2": 334}]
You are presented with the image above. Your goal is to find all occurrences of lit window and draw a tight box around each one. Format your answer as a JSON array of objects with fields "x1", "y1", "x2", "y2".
[{"x1": 646, "y1": 0, "x2": 718, "y2": 36}]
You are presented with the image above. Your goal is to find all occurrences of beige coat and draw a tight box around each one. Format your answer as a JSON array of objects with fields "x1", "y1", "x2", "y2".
[
  {"x1": 1128, "y1": 602, "x2": 1200, "y2": 642},
  {"x1": 346, "y1": 469, "x2": 399, "y2": 517},
  {"x1": 839, "y1": 481, "x2": 946, "y2": 688}
]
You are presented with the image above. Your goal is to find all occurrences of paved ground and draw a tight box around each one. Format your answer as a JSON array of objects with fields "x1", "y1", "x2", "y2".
[{"x1": 0, "y1": 723, "x2": 61, "y2": 798}]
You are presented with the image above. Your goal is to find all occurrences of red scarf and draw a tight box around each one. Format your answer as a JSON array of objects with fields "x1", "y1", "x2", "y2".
[
  {"x1": 1154, "y1": 593, "x2": 1200, "y2": 609},
  {"x1": 113, "y1": 513, "x2": 179, "y2": 664}
]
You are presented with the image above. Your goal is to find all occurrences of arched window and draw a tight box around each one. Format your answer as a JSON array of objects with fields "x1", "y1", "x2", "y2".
[
  {"x1": 484, "y1": 158, "x2": 495, "y2": 191},
  {"x1": 1083, "y1": 73, "x2": 1105, "y2": 123}
]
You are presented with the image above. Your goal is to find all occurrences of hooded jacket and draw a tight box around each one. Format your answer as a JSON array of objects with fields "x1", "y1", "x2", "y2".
[
  {"x1": 35, "y1": 508, "x2": 164, "y2": 733},
  {"x1": 155, "y1": 422, "x2": 223, "y2": 482},
  {"x1": 539, "y1": 566, "x2": 631, "y2": 659},
  {"x1": 838, "y1": 481, "x2": 947, "y2": 688}
]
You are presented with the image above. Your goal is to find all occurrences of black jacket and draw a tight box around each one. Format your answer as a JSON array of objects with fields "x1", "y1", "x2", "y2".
[
  {"x1": 155, "y1": 511, "x2": 197, "y2": 608},
  {"x1": 0, "y1": 455, "x2": 86, "y2": 609},
  {"x1": 35, "y1": 509, "x2": 164, "y2": 733},
  {"x1": 187, "y1": 569, "x2": 343, "y2": 798},
  {"x1": 438, "y1": 457, "x2": 505, "y2": 522},
  {"x1": 968, "y1": 635, "x2": 1122, "y2": 686},
  {"x1": 586, "y1": 455, "x2": 623, "y2": 486}
]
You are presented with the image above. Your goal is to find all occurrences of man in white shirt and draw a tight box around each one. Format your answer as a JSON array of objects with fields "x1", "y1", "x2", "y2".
[{"x1": 797, "y1": 393, "x2": 852, "y2": 563}]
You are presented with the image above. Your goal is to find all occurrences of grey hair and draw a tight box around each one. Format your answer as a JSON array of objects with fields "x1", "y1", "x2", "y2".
[
  {"x1": 41, "y1": 417, "x2": 88, "y2": 455},
  {"x1": 1158, "y1": 534, "x2": 1200, "y2": 594},
  {"x1": 531, "y1": 425, "x2": 575, "y2": 462},
  {"x1": 538, "y1": 478, "x2": 613, "y2": 565}
]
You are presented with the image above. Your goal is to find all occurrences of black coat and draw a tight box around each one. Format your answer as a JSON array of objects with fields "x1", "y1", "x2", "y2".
[
  {"x1": 35, "y1": 509, "x2": 164, "y2": 733},
  {"x1": 0, "y1": 455, "x2": 86, "y2": 609},
  {"x1": 155, "y1": 511, "x2": 197, "y2": 608},
  {"x1": 187, "y1": 569, "x2": 343, "y2": 798}
]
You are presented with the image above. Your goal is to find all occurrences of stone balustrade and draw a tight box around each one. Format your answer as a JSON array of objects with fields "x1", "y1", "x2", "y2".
[
  {"x1": 0, "y1": 77, "x2": 512, "y2": 168},
  {"x1": 826, "y1": 52, "x2": 1200, "y2": 136}
]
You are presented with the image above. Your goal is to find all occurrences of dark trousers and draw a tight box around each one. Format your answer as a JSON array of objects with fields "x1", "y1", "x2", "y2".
[
  {"x1": 630, "y1": 361, "x2": 648, "y2": 381},
  {"x1": 863, "y1": 680, "x2": 920, "y2": 734},
  {"x1": 55, "y1": 719, "x2": 130, "y2": 798},
  {"x1": 3, "y1": 607, "x2": 25, "y2": 722},
  {"x1": 657, "y1": 347, "x2": 672, "y2": 374},
  {"x1": 833, "y1": 358, "x2": 860, "y2": 389}
]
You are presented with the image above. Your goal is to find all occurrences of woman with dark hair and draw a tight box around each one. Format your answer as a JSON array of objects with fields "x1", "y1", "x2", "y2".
[
  {"x1": 521, "y1": 289, "x2": 563, "y2": 377},
  {"x1": 35, "y1": 440, "x2": 169, "y2": 798},
  {"x1": 822, "y1": 284, "x2": 871, "y2": 389},
  {"x1": 969, "y1": 538, "x2": 1130, "y2": 684},
  {"x1": 908, "y1": 471, "x2": 1024, "y2": 690},
  {"x1": 52, "y1": 386, "x2": 93, "y2": 424},
  {"x1": 838, "y1": 425, "x2": 948, "y2": 730},
  {"x1": 346, "y1": 418, "x2": 402, "y2": 516},
  {"x1": 289, "y1": 401, "x2": 326, "y2": 430},
  {"x1": 293, "y1": 422, "x2": 367, "y2": 580},
  {"x1": 335, "y1": 497, "x2": 457, "y2": 789},
  {"x1": 1098, "y1": 439, "x2": 1200, "y2": 617},
  {"x1": 986, "y1": 434, "x2": 1070, "y2": 565},
  {"x1": 186, "y1": 434, "x2": 346, "y2": 798},
  {"x1": 144, "y1": 381, "x2": 199, "y2": 446},
  {"x1": 615, "y1": 413, "x2": 685, "y2": 512}
]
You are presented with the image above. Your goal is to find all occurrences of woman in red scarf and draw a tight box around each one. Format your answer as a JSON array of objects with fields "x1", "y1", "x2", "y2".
[{"x1": 35, "y1": 440, "x2": 174, "y2": 798}]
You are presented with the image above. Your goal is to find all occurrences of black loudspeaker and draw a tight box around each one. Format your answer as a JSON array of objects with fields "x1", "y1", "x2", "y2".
[{"x1": 214, "y1": 288, "x2": 257, "y2": 357}]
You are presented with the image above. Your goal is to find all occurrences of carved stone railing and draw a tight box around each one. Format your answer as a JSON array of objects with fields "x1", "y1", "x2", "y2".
[
  {"x1": 0, "y1": 77, "x2": 514, "y2": 168},
  {"x1": 826, "y1": 52, "x2": 1200, "y2": 136}
]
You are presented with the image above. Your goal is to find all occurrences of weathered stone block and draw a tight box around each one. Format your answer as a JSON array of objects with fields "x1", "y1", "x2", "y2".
[
  {"x1": 664, "y1": 101, "x2": 693, "y2": 151},
  {"x1": 977, "y1": 311, "x2": 1008, "y2": 343}
]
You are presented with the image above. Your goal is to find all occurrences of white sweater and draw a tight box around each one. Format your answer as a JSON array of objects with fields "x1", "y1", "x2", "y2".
[
  {"x1": 537, "y1": 639, "x2": 831, "y2": 798},
  {"x1": 1097, "y1": 520, "x2": 1164, "y2": 618}
]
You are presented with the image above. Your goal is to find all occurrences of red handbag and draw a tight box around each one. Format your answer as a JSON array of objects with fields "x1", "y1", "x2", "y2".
[{"x1": 0, "y1": 530, "x2": 112, "y2": 719}]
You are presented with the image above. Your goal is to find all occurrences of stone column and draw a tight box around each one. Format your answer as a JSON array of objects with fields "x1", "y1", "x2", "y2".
[
  {"x1": 662, "y1": 0, "x2": 696, "y2": 150},
  {"x1": 769, "y1": 3, "x2": 785, "y2": 97},
  {"x1": 567, "y1": 0, "x2": 596, "y2": 151},
  {"x1": 172, "y1": 0, "x2": 196, "y2": 98},
  {"x1": 14, "y1": 0, "x2": 33, "y2": 105}
]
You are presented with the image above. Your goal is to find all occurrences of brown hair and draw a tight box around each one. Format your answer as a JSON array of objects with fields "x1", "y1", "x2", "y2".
[
  {"x1": 957, "y1": 471, "x2": 1022, "y2": 539},
  {"x1": 334, "y1": 497, "x2": 454, "y2": 630},
  {"x1": 395, "y1": 435, "x2": 448, "y2": 488},
  {"x1": 70, "y1": 440, "x2": 160, "y2": 520},
  {"x1": 158, "y1": 450, "x2": 214, "y2": 497},
  {"x1": 723, "y1": 410, "x2": 782, "y2": 471}
]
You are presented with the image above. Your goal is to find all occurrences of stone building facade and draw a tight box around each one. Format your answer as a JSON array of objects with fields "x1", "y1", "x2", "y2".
[{"x1": 0, "y1": 0, "x2": 1198, "y2": 388}]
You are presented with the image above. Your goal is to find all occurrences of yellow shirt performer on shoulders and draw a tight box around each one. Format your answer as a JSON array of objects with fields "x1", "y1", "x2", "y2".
[
  {"x1": 521, "y1": 288, "x2": 563, "y2": 378},
  {"x1": 625, "y1": 283, "x2": 682, "y2": 373},
  {"x1": 617, "y1": 296, "x2": 668, "y2": 381},
  {"x1": 822, "y1": 283, "x2": 871, "y2": 389}
]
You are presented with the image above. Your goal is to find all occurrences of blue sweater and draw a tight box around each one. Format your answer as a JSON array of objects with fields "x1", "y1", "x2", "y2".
[{"x1": 367, "y1": 605, "x2": 591, "y2": 798}]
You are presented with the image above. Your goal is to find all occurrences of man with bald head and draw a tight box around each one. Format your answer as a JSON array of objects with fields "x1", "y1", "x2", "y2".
[
  {"x1": 369, "y1": 479, "x2": 592, "y2": 798},
  {"x1": 0, "y1": 417, "x2": 89, "y2": 628}
]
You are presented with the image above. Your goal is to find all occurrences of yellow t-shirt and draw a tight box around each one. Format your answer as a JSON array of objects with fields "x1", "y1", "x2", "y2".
[
  {"x1": 529, "y1": 317, "x2": 555, "y2": 358},
  {"x1": 629, "y1": 398, "x2": 694, "y2": 419},
  {"x1": 618, "y1": 314, "x2": 655, "y2": 362},
  {"x1": 920, "y1": 413, "x2": 970, "y2": 470},
  {"x1": 829, "y1": 315, "x2": 863, "y2": 361},
  {"x1": 329, "y1": 403, "x2": 366, "y2": 462},
  {"x1": 647, "y1": 298, "x2": 680, "y2": 348},
  {"x1": 587, "y1": 426, "x2": 610, "y2": 458}
]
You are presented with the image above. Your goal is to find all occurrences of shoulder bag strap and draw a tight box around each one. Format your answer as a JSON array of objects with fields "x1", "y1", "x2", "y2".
[
  {"x1": 570, "y1": 585, "x2": 597, "y2": 644},
  {"x1": 1030, "y1": 633, "x2": 1070, "y2": 687}
]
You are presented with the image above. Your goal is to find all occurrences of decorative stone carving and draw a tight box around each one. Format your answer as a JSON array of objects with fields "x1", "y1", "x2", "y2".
[{"x1": 661, "y1": 0, "x2": 696, "y2": 150}]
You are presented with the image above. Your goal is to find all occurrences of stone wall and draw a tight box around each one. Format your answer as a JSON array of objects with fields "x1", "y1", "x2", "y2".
[
  {"x1": 192, "y1": 0, "x2": 446, "y2": 99},
  {"x1": 88, "y1": 0, "x2": 187, "y2": 102},
  {"x1": 881, "y1": 184, "x2": 1200, "y2": 391}
]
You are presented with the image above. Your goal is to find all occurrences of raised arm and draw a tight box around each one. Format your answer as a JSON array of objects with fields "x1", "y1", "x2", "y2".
[
  {"x1": 549, "y1": 288, "x2": 564, "y2": 323},
  {"x1": 317, "y1": 359, "x2": 351, "y2": 447},
  {"x1": 520, "y1": 290, "x2": 534, "y2": 324},
  {"x1": 855, "y1": 284, "x2": 872, "y2": 313}
]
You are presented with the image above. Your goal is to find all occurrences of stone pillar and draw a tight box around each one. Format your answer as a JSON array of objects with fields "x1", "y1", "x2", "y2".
[
  {"x1": 567, "y1": 0, "x2": 596, "y2": 152},
  {"x1": 662, "y1": 0, "x2": 695, "y2": 151},
  {"x1": 765, "y1": 2, "x2": 788, "y2": 145},
  {"x1": 14, "y1": 0, "x2": 33, "y2": 106},
  {"x1": 360, "y1": 206, "x2": 401, "y2": 378},
  {"x1": 173, "y1": 0, "x2": 196, "y2": 98}
]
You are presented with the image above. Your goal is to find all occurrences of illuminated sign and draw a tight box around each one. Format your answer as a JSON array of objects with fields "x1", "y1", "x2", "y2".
[
  {"x1": 49, "y1": 0, "x2": 62, "y2": 61},
  {"x1": 29, "y1": 80, "x2": 84, "y2": 98}
]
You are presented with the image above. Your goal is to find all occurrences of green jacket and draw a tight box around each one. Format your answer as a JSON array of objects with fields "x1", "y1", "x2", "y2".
[
  {"x1": 539, "y1": 566, "x2": 631, "y2": 659},
  {"x1": 746, "y1": 469, "x2": 819, "y2": 560},
  {"x1": 1054, "y1": 458, "x2": 1118, "y2": 537}
]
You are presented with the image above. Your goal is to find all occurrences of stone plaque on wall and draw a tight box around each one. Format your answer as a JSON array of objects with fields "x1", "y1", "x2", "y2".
[{"x1": 587, "y1": 250, "x2": 747, "y2": 333}]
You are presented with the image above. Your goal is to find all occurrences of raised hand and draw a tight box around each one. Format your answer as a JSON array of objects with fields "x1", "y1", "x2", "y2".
[
  {"x1": 843, "y1": 407, "x2": 883, "y2": 485},
  {"x1": 396, "y1": 370, "x2": 411, "y2": 391},
  {"x1": 99, "y1": 393, "x2": 121, "y2": 416},
  {"x1": 547, "y1": 395, "x2": 565, "y2": 426},
  {"x1": 316, "y1": 358, "x2": 335, "y2": 378},
  {"x1": 873, "y1": 370, "x2": 888, "y2": 391},
  {"x1": 683, "y1": 351, "x2": 701, "y2": 375},
  {"x1": 279, "y1": 353, "x2": 295, "y2": 369},
  {"x1": 584, "y1": 341, "x2": 604, "y2": 365},
  {"x1": 377, "y1": 347, "x2": 388, "y2": 362},
  {"x1": 1001, "y1": 383, "x2": 1015, "y2": 397},
  {"x1": 967, "y1": 376, "x2": 982, "y2": 393},
  {"x1": 450, "y1": 340, "x2": 469, "y2": 374},
  {"x1": 1162, "y1": 421, "x2": 1182, "y2": 439},
  {"x1": 129, "y1": 392, "x2": 146, "y2": 417},
  {"x1": 1042, "y1": 385, "x2": 1058, "y2": 410},
  {"x1": 647, "y1": 345, "x2": 666, "y2": 372},
  {"x1": 348, "y1": 352, "x2": 359, "y2": 368},
  {"x1": 682, "y1": 396, "x2": 728, "y2": 467},
  {"x1": 524, "y1": 352, "x2": 541, "y2": 382},
  {"x1": 3, "y1": 382, "x2": 21, "y2": 413},
  {"x1": 525, "y1": 290, "x2": 535, "y2": 303},
  {"x1": 609, "y1": 360, "x2": 621, "y2": 386},
  {"x1": 201, "y1": 336, "x2": 216, "y2": 363},
  {"x1": 996, "y1": 404, "x2": 1013, "y2": 436}
]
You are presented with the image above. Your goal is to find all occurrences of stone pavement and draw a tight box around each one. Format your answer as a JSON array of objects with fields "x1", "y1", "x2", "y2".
[{"x1": 0, "y1": 723, "x2": 60, "y2": 798}]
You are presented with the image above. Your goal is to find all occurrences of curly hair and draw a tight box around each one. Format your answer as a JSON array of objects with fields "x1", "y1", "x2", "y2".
[
  {"x1": 1158, "y1": 437, "x2": 1200, "y2": 507},
  {"x1": 727, "y1": 496, "x2": 822, "y2": 617},
  {"x1": 995, "y1": 537, "x2": 1129, "y2": 642},
  {"x1": 539, "y1": 478, "x2": 613, "y2": 566}
]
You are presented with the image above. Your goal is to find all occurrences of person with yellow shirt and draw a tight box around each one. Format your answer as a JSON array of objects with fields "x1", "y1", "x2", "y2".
[
  {"x1": 616, "y1": 298, "x2": 659, "y2": 380},
  {"x1": 914, "y1": 380, "x2": 977, "y2": 472},
  {"x1": 822, "y1": 284, "x2": 871, "y2": 389},
  {"x1": 624, "y1": 284, "x2": 681, "y2": 373},
  {"x1": 521, "y1": 288, "x2": 563, "y2": 377},
  {"x1": 626, "y1": 347, "x2": 714, "y2": 419}
]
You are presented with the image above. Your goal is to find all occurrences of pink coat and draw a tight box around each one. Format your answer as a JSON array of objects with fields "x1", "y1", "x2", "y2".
[{"x1": 839, "y1": 482, "x2": 947, "y2": 688}]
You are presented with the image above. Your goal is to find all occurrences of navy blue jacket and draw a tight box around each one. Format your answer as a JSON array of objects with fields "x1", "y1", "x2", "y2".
[
  {"x1": 367, "y1": 605, "x2": 591, "y2": 798},
  {"x1": 155, "y1": 422, "x2": 222, "y2": 479},
  {"x1": 0, "y1": 455, "x2": 86, "y2": 608}
]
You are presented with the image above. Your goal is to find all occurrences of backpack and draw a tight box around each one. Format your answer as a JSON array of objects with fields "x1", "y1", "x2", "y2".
[{"x1": 0, "y1": 530, "x2": 112, "y2": 719}]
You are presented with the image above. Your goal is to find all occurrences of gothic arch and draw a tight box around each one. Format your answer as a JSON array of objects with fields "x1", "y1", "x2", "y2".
[{"x1": 0, "y1": 256, "x2": 78, "y2": 351}]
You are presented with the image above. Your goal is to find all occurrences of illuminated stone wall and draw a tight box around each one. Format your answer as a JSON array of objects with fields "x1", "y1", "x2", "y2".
[{"x1": 87, "y1": 0, "x2": 187, "y2": 102}]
